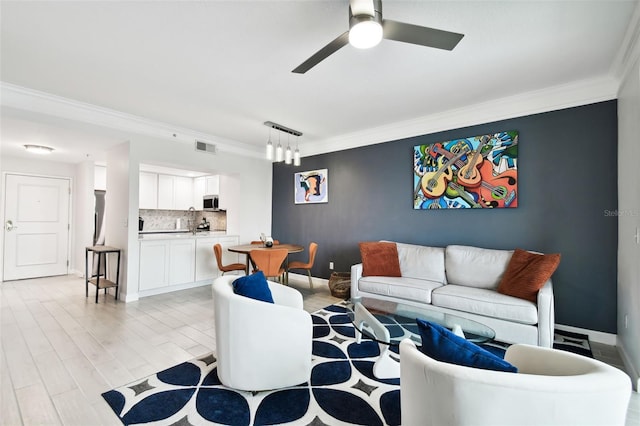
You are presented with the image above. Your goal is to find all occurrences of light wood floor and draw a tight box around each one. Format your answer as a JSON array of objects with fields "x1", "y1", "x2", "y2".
[{"x1": 1, "y1": 274, "x2": 638, "y2": 425}]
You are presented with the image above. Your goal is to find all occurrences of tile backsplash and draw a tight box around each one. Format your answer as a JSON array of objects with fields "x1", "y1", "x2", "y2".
[{"x1": 139, "y1": 209, "x2": 226, "y2": 231}]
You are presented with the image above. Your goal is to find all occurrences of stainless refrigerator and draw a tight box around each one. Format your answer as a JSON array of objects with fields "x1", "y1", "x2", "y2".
[{"x1": 93, "y1": 190, "x2": 106, "y2": 276}]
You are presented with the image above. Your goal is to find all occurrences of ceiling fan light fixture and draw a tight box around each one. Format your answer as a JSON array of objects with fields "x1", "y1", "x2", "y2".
[
  {"x1": 349, "y1": 16, "x2": 383, "y2": 49},
  {"x1": 24, "y1": 144, "x2": 54, "y2": 154}
]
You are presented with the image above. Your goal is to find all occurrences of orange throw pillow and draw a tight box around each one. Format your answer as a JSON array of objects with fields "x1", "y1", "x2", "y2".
[
  {"x1": 359, "y1": 242, "x2": 402, "y2": 277},
  {"x1": 498, "y1": 249, "x2": 561, "y2": 302}
]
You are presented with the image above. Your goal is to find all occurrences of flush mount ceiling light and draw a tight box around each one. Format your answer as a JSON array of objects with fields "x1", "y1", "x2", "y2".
[
  {"x1": 264, "y1": 121, "x2": 303, "y2": 166},
  {"x1": 24, "y1": 144, "x2": 54, "y2": 154}
]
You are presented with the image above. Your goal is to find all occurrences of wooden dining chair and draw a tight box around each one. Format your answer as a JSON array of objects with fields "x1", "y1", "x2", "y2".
[
  {"x1": 250, "y1": 249, "x2": 288, "y2": 283},
  {"x1": 287, "y1": 242, "x2": 318, "y2": 289},
  {"x1": 214, "y1": 244, "x2": 246, "y2": 275}
]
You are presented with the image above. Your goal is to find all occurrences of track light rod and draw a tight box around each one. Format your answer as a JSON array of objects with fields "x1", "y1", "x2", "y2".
[{"x1": 264, "y1": 121, "x2": 303, "y2": 137}]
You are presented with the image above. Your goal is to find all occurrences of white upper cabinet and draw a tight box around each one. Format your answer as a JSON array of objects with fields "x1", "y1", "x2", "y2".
[
  {"x1": 193, "y1": 177, "x2": 205, "y2": 209},
  {"x1": 157, "y1": 174, "x2": 195, "y2": 210},
  {"x1": 205, "y1": 175, "x2": 219, "y2": 195},
  {"x1": 139, "y1": 172, "x2": 158, "y2": 209},
  {"x1": 139, "y1": 170, "x2": 217, "y2": 211},
  {"x1": 174, "y1": 176, "x2": 194, "y2": 210},
  {"x1": 157, "y1": 174, "x2": 175, "y2": 209}
]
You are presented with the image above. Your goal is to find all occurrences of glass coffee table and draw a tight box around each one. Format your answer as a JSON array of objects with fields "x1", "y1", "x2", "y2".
[{"x1": 347, "y1": 296, "x2": 495, "y2": 378}]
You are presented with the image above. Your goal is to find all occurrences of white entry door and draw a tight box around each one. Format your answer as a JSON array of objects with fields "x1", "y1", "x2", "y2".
[{"x1": 3, "y1": 174, "x2": 71, "y2": 281}]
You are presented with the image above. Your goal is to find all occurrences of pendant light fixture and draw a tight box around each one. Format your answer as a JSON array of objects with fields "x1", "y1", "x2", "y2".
[
  {"x1": 285, "y1": 133, "x2": 292, "y2": 164},
  {"x1": 294, "y1": 135, "x2": 301, "y2": 166},
  {"x1": 266, "y1": 127, "x2": 274, "y2": 160},
  {"x1": 275, "y1": 130, "x2": 284, "y2": 162},
  {"x1": 263, "y1": 121, "x2": 303, "y2": 165}
]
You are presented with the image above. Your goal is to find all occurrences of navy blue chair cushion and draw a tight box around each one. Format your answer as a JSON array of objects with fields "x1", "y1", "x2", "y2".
[
  {"x1": 232, "y1": 271, "x2": 274, "y2": 303},
  {"x1": 416, "y1": 319, "x2": 517, "y2": 373}
]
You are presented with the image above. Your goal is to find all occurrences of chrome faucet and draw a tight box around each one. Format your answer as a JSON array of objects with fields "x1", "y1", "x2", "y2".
[{"x1": 188, "y1": 206, "x2": 197, "y2": 234}]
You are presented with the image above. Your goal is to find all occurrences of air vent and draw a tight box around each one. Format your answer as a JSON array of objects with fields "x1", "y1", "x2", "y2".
[{"x1": 195, "y1": 140, "x2": 216, "y2": 154}]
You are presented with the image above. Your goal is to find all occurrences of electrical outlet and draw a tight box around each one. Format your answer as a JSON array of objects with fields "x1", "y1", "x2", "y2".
[{"x1": 329, "y1": 261, "x2": 334, "y2": 270}]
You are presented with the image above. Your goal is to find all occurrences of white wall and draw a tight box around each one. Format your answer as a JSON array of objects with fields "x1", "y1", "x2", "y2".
[
  {"x1": 73, "y1": 160, "x2": 95, "y2": 276},
  {"x1": 105, "y1": 141, "x2": 135, "y2": 300},
  {"x1": 617, "y1": 57, "x2": 640, "y2": 390}
]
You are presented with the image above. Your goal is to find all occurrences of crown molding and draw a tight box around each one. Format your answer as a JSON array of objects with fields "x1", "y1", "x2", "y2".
[
  {"x1": 301, "y1": 76, "x2": 619, "y2": 157},
  {"x1": 611, "y1": 0, "x2": 640, "y2": 84},
  {"x1": 2, "y1": 75, "x2": 620, "y2": 161},
  {"x1": 0, "y1": 82, "x2": 263, "y2": 159}
]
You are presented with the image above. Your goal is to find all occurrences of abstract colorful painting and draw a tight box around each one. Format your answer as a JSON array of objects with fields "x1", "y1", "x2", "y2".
[
  {"x1": 413, "y1": 131, "x2": 518, "y2": 209},
  {"x1": 295, "y1": 169, "x2": 328, "y2": 204}
]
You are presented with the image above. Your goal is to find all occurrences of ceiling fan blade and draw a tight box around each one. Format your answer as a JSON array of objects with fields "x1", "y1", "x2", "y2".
[
  {"x1": 382, "y1": 19, "x2": 464, "y2": 51},
  {"x1": 292, "y1": 31, "x2": 350, "y2": 74}
]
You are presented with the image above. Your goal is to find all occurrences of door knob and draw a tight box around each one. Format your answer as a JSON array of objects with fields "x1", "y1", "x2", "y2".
[{"x1": 5, "y1": 220, "x2": 18, "y2": 231}]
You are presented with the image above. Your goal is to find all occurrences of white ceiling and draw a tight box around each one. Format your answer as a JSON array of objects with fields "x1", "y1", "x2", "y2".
[{"x1": 1, "y1": 0, "x2": 638, "y2": 164}]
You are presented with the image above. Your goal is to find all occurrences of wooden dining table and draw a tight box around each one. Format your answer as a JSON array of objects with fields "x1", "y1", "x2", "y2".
[{"x1": 227, "y1": 243, "x2": 305, "y2": 276}]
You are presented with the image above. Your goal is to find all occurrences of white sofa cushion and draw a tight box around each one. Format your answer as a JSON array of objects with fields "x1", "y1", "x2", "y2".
[
  {"x1": 394, "y1": 242, "x2": 447, "y2": 284},
  {"x1": 445, "y1": 245, "x2": 513, "y2": 289},
  {"x1": 358, "y1": 276, "x2": 443, "y2": 304},
  {"x1": 431, "y1": 284, "x2": 538, "y2": 325}
]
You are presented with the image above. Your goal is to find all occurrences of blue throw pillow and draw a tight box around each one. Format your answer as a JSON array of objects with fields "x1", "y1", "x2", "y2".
[
  {"x1": 232, "y1": 271, "x2": 274, "y2": 303},
  {"x1": 416, "y1": 319, "x2": 517, "y2": 373}
]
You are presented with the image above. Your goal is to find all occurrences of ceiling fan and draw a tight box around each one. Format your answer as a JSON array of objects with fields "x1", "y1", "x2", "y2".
[{"x1": 292, "y1": 0, "x2": 464, "y2": 74}]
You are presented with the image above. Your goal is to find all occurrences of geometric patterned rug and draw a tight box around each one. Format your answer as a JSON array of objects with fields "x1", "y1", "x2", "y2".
[{"x1": 102, "y1": 304, "x2": 591, "y2": 426}]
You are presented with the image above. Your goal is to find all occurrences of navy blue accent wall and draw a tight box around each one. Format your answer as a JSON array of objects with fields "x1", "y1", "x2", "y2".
[{"x1": 273, "y1": 100, "x2": 618, "y2": 333}]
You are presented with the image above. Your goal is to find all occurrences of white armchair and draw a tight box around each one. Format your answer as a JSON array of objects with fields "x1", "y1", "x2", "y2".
[
  {"x1": 212, "y1": 275, "x2": 312, "y2": 391},
  {"x1": 400, "y1": 339, "x2": 632, "y2": 426}
]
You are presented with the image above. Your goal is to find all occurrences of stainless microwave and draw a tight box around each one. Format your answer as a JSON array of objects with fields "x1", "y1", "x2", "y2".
[{"x1": 203, "y1": 195, "x2": 219, "y2": 211}]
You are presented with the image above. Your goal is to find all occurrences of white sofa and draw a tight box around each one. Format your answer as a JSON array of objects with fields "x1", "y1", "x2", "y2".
[
  {"x1": 351, "y1": 242, "x2": 555, "y2": 347},
  {"x1": 400, "y1": 339, "x2": 632, "y2": 426}
]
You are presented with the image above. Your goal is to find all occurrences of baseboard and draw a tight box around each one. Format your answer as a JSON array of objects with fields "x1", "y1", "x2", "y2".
[
  {"x1": 137, "y1": 279, "x2": 213, "y2": 299},
  {"x1": 122, "y1": 291, "x2": 139, "y2": 303},
  {"x1": 555, "y1": 323, "x2": 617, "y2": 345},
  {"x1": 618, "y1": 343, "x2": 640, "y2": 392},
  {"x1": 287, "y1": 272, "x2": 329, "y2": 287}
]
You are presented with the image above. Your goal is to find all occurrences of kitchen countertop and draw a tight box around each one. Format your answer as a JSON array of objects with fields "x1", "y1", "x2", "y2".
[{"x1": 138, "y1": 231, "x2": 232, "y2": 240}]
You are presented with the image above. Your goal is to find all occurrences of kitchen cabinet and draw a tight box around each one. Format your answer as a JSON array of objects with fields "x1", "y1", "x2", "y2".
[
  {"x1": 139, "y1": 240, "x2": 169, "y2": 290},
  {"x1": 139, "y1": 234, "x2": 238, "y2": 296},
  {"x1": 205, "y1": 175, "x2": 219, "y2": 195},
  {"x1": 157, "y1": 174, "x2": 174, "y2": 209},
  {"x1": 139, "y1": 172, "x2": 158, "y2": 209},
  {"x1": 193, "y1": 177, "x2": 205, "y2": 209},
  {"x1": 195, "y1": 235, "x2": 239, "y2": 281},
  {"x1": 194, "y1": 175, "x2": 219, "y2": 209},
  {"x1": 174, "y1": 176, "x2": 194, "y2": 210},
  {"x1": 169, "y1": 239, "x2": 196, "y2": 285},
  {"x1": 156, "y1": 174, "x2": 194, "y2": 210}
]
